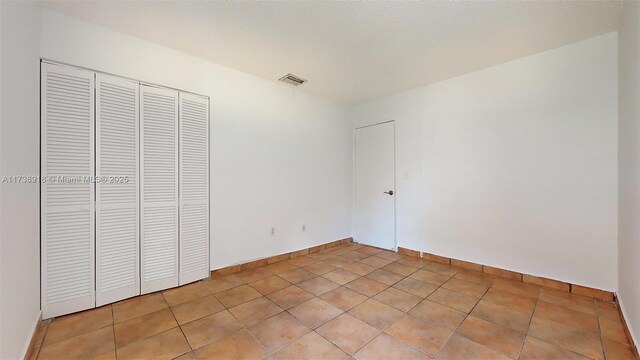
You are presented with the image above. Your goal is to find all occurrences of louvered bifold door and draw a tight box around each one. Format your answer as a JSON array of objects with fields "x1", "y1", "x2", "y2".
[
  {"x1": 96, "y1": 74, "x2": 140, "y2": 305},
  {"x1": 179, "y1": 93, "x2": 210, "y2": 285},
  {"x1": 140, "y1": 85, "x2": 179, "y2": 294},
  {"x1": 41, "y1": 63, "x2": 96, "y2": 318}
]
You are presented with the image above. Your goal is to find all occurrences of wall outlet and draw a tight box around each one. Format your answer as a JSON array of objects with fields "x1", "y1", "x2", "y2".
[
  {"x1": 270, "y1": 227, "x2": 276, "y2": 236},
  {"x1": 302, "y1": 224, "x2": 306, "y2": 232}
]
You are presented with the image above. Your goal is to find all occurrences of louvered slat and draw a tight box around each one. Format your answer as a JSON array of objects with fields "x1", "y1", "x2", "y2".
[
  {"x1": 141, "y1": 85, "x2": 179, "y2": 293},
  {"x1": 41, "y1": 63, "x2": 95, "y2": 318},
  {"x1": 179, "y1": 93, "x2": 210, "y2": 284},
  {"x1": 96, "y1": 74, "x2": 140, "y2": 305}
]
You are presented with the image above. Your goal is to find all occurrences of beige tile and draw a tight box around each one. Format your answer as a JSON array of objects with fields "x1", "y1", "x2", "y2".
[
  {"x1": 409, "y1": 269, "x2": 451, "y2": 286},
  {"x1": 435, "y1": 334, "x2": 511, "y2": 360},
  {"x1": 596, "y1": 301, "x2": 621, "y2": 321},
  {"x1": 38, "y1": 326, "x2": 115, "y2": 360},
  {"x1": 265, "y1": 261, "x2": 298, "y2": 274},
  {"x1": 358, "y1": 246, "x2": 385, "y2": 255},
  {"x1": 323, "y1": 256, "x2": 351, "y2": 268},
  {"x1": 383, "y1": 262, "x2": 418, "y2": 277},
  {"x1": 454, "y1": 270, "x2": 496, "y2": 287},
  {"x1": 538, "y1": 288, "x2": 596, "y2": 315},
  {"x1": 520, "y1": 336, "x2": 591, "y2": 360},
  {"x1": 288, "y1": 255, "x2": 317, "y2": 267},
  {"x1": 341, "y1": 251, "x2": 371, "y2": 261},
  {"x1": 112, "y1": 293, "x2": 168, "y2": 323},
  {"x1": 298, "y1": 276, "x2": 340, "y2": 295},
  {"x1": 320, "y1": 286, "x2": 369, "y2": 311},
  {"x1": 174, "y1": 352, "x2": 197, "y2": 360},
  {"x1": 372, "y1": 250, "x2": 401, "y2": 260},
  {"x1": 116, "y1": 327, "x2": 190, "y2": 360},
  {"x1": 323, "y1": 269, "x2": 360, "y2": 285},
  {"x1": 408, "y1": 300, "x2": 466, "y2": 330},
  {"x1": 304, "y1": 262, "x2": 337, "y2": 275},
  {"x1": 316, "y1": 313, "x2": 380, "y2": 355},
  {"x1": 491, "y1": 278, "x2": 540, "y2": 299},
  {"x1": 250, "y1": 275, "x2": 291, "y2": 295},
  {"x1": 215, "y1": 284, "x2": 262, "y2": 308},
  {"x1": 600, "y1": 316, "x2": 630, "y2": 344},
  {"x1": 343, "y1": 262, "x2": 377, "y2": 276},
  {"x1": 92, "y1": 350, "x2": 116, "y2": 360},
  {"x1": 170, "y1": 295, "x2": 225, "y2": 325},
  {"x1": 354, "y1": 333, "x2": 431, "y2": 360},
  {"x1": 456, "y1": 316, "x2": 525, "y2": 358},
  {"x1": 534, "y1": 301, "x2": 599, "y2": 334},
  {"x1": 289, "y1": 298, "x2": 343, "y2": 329},
  {"x1": 248, "y1": 312, "x2": 311, "y2": 353},
  {"x1": 279, "y1": 268, "x2": 316, "y2": 284},
  {"x1": 442, "y1": 278, "x2": 488, "y2": 298},
  {"x1": 483, "y1": 288, "x2": 536, "y2": 314},
  {"x1": 114, "y1": 308, "x2": 177, "y2": 348},
  {"x1": 603, "y1": 338, "x2": 636, "y2": 360},
  {"x1": 267, "y1": 285, "x2": 315, "y2": 310},
  {"x1": 229, "y1": 296, "x2": 284, "y2": 327},
  {"x1": 428, "y1": 287, "x2": 479, "y2": 313},
  {"x1": 44, "y1": 305, "x2": 113, "y2": 345},
  {"x1": 396, "y1": 256, "x2": 427, "y2": 268},
  {"x1": 162, "y1": 282, "x2": 209, "y2": 306},
  {"x1": 366, "y1": 269, "x2": 405, "y2": 286},
  {"x1": 236, "y1": 267, "x2": 273, "y2": 283},
  {"x1": 360, "y1": 256, "x2": 393, "y2": 268},
  {"x1": 180, "y1": 310, "x2": 243, "y2": 349},
  {"x1": 201, "y1": 274, "x2": 245, "y2": 294},
  {"x1": 349, "y1": 299, "x2": 404, "y2": 331},
  {"x1": 373, "y1": 287, "x2": 422, "y2": 312},
  {"x1": 422, "y1": 261, "x2": 461, "y2": 276},
  {"x1": 471, "y1": 299, "x2": 532, "y2": 333},
  {"x1": 528, "y1": 316, "x2": 603, "y2": 360},
  {"x1": 194, "y1": 329, "x2": 267, "y2": 360},
  {"x1": 385, "y1": 314, "x2": 453, "y2": 355},
  {"x1": 393, "y1": 277, "x2": 438, "y2": 298},
  {"x1": 272, "y1": 331, "x2": 349, "y2": 360},
  {"x1": 344, "y1": 277, "x2": 388, "y2": 297}
]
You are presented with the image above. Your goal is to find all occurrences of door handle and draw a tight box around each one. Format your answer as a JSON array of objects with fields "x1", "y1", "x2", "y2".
[{"x1": 384, "y1": 190, "x2": 394, "y2": 195}]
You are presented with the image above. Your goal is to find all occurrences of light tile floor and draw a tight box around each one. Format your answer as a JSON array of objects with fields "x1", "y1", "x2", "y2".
[{"x1": 30, "y1": 243, "x2": 637, "y2": 360}]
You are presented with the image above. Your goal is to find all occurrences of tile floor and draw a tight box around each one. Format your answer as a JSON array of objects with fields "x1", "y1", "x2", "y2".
[{"x1": 30, "y1": 243, "x2": 636, "y2": 360}]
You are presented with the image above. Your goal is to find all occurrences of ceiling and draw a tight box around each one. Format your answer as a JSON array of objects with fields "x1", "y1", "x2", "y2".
[{"x1": 40, "y1": 1, "x2": 623, "y2": 105}]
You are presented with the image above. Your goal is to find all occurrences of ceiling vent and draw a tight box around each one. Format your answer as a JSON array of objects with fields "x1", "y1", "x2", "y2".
[{"x1": 279, "y1": 73, "x2": 307, "y2": 86}]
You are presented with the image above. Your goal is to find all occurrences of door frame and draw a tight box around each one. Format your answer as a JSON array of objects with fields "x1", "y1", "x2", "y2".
[{"x1": 352, "y1": 120, "x2": 397, "y2": 251}]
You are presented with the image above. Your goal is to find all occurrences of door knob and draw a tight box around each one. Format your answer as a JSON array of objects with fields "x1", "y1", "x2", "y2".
[{"x1": 384, "y1": 190, "x2": 394, "y2": 195}]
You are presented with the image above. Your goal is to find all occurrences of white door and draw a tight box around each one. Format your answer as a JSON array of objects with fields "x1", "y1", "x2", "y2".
[
  {"x1": 355, "y1": 121, "x2": 395, "y2": 250},
  {"x1": 178, "y1": 93, "x2": 210, "y2": 285},
  {"x1": 140, "y1": 85, "x2": 179, "y2": 294},
  {"x1": 95, "y1": 74, "x2": 140, "y2": 305},
  {"x1": 41, "y1": 62, "x2": 96, "y2": 318}
]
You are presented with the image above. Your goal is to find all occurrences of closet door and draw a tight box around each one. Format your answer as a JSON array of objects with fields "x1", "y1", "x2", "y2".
[
  {"x1": 41, "y1": 63, "x2": 95, "y2": 318},
  {"x1": 140, "y1": 85, "x2": 179, "y2": 293},
  {"x1": 179, "y1": 93, "x2": 210, "y2": 285},
  {"x1": 95, "y1": 74, "x2": 140, "y2": 305}
]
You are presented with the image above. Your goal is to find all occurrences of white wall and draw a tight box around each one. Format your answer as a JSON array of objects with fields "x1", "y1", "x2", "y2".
[
  {"x1": 39, "y1": 10, "x2": 352, "y2": 270},
  {"x1": 0, "y1": 1, "x2": 42, "y2": 359},
  {"x1": 617, "y1": 0, "x2": 640, "y2": 347},
  {"x1": 352, "y1": 33, "x2": 619, "y2": 291}
]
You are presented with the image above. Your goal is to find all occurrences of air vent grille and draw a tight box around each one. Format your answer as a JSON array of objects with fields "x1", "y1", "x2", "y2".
[{"x1": 279, "y1": 73, "x2": 307, "y2": 86}]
